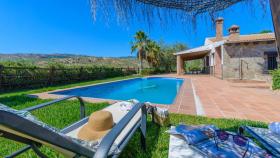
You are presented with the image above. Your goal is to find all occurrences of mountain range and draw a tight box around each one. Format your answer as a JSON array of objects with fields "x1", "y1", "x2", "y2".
[{"x1": 0, "y1": 53, "x2": 145, "y2": 68}]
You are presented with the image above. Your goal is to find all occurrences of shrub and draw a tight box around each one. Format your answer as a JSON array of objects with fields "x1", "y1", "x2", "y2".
[
  {"x1": 0, "y1": 65, "x2": 137, "y2": 92},
  {"x1": 140, "y1": 68, "x2": 167, "y2": 75},
  {"x1": 271, "y1": 69, "x2": 280, "y2": 90},
  {"x1": 140, "y1": 69, "x2": 153, "y2": 75}
]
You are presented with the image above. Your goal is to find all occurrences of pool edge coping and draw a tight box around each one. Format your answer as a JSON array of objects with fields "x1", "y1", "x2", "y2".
[{"x1": 28, "y1": 76, "x2": 184, "y2": 108}]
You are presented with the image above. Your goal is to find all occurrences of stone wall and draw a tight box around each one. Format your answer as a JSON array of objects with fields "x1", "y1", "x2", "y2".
[{"x1": 222, "y1": 41, "x2": 277, "y2": 80}]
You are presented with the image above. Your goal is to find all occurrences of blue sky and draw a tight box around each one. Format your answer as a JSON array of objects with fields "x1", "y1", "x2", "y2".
[{"x1": 0, "y1": 0, "x2": 274, "y2": 57}]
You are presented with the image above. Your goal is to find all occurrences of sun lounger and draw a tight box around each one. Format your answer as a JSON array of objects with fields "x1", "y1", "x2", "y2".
[
  {"x1": 241, "y1": 126, "x2": 280, "y2": 157},
  {"x1": 168, "y1": 126, "x2": 206, "y2": 158},
  {"x1": 169, "y1": 124, "x2": 271, "y2": 158},
  {"x1": 0, "y1": 95, "x2": 147, "y2": 158}
]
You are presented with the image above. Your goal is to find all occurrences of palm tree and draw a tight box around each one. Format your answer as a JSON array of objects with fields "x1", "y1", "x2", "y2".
[
  {"x1": 146, "y1": 40, "x2": 161, "y2": 68},
  {"x1": 131, "y1": 31, "x2": 149, "y2": 74}
]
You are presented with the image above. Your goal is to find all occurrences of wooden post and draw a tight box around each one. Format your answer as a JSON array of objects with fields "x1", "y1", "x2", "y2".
[{"x1": 270, "y1": 0, "x2": 280, "y2": 63}]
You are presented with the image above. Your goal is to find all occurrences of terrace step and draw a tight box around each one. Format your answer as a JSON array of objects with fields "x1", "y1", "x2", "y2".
[{"x1": 226, "y1": 79, "x2": 267, "y2": 84}]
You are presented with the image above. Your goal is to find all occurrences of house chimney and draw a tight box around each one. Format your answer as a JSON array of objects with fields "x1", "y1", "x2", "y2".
[
  {"x1": 215, "y1": 17, "x2": 224, "y2": 41},
  {"x1": 228, "y1": 25, "x2": 240, "y2": 40}
]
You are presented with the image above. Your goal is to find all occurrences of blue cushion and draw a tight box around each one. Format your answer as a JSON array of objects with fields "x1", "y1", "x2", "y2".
[
  {"x1": 195, "y1": 137, "x2": 271, "y2": 158},
  {"x1": 195, "y1": 140, "x2": 240, "y2": 158},
  {"x1": 175, "y1": 124, "x2": 217, "y2": 145}
]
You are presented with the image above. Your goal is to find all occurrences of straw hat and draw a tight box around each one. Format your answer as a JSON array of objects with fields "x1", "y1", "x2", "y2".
[{"x1": 78, "y1": 110, "x2": 114, "y2": 141}]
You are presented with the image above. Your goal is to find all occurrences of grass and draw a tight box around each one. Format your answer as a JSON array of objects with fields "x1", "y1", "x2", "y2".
[
  {"x1": 0, "y1": 95, "x2": 268, "y2": 158},
  {"x1": 0, "y1": 95, "x2": 109, "y2": 158},
  {"x1": 0, "y1": 75, "x2": 268, "y2": 158}
]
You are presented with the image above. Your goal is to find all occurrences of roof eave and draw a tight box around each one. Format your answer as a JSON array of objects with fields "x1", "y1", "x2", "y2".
[{"x1": 225, "y1": 38, "x2": 276, "y2": 44}]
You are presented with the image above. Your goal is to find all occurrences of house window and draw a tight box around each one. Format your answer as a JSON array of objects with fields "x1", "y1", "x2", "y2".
[{"x1": 265, "y1": 51, "x2": 278, "y2": 70}]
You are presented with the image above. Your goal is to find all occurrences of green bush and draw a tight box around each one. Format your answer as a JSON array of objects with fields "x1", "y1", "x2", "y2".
[
  {"x1": 140, "y1": 69, "x2": 153, "y2": 75},
  {"x1": 0, "y1": 65, "x2": 137, "y2": 92},
  {"x1": 271, "y1": 69, "x2": 280, "y2": 90},
  {"x1": 185, "y1": 59, "x2": 203, "y2": 72},
  {"x1": 140, "y1": 68, "x2": 167, "y2": 75}
]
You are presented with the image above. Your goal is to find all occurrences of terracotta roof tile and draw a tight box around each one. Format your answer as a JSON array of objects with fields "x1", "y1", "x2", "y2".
[{"x1": 208, "y1": 33, "x2": 275, "y2": 43}]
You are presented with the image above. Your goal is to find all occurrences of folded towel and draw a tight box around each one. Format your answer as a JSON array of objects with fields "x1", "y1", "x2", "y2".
[
  {"x1": 120, "y1": 99, "x2": 139, "y2": 111},
  {"x1": 269, "y1": 122, "x2": 280, "y2": 135}
]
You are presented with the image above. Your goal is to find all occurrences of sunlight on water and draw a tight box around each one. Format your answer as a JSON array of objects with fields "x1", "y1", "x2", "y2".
[{"x1": 52, "y1": 77, "x2": 184, "y2": 104}]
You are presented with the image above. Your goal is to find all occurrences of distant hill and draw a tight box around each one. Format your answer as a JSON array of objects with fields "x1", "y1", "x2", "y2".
[{"x1": 0, "y1": 53, "x2": 147, "y2": 68}]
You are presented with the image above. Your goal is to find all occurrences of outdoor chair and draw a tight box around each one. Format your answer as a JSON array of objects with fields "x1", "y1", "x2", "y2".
[
  {"x1": 0, "y1": 96, "x2": 147, "y2": 158},
  {"x1": 240, "y1": 126, "x2": 280, "y2": 157},
  {"x1": 168, "y1": 124, "x2": 271, "y2": 158}
]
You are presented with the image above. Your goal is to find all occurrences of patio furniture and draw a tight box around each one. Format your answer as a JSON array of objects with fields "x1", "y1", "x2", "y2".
[
  {"x1": 168, "y1": 126, "x2": 206, "y2": 158},
  {"x1": 0, "y1": 95, "x2": 147, "y2": 158},
  {"x1": 241, "y1": 126, "x2": 280, "y2": 157},
  {"x1": 168, "y1": 124, "x2": 271, "y2": 158}
]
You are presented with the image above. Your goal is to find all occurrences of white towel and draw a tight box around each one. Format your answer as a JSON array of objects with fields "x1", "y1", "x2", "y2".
[
  {"x1": 269, "y1": 122, "x2": 280, "y2": 135},
  {"x1": 120, "y1": 99, "x2": 139, "y2": 111}
]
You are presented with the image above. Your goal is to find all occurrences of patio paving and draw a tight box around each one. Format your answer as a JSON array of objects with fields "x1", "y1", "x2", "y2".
[
  {"x1": 166, "y1": 74, "x2": 280, "y2": 123},
  {"x1": 33, "y1": 75, "x2": 280, "y2": 123},
  {"x1": 168, "y1": 78, "x2": 196, "y2": 115}
]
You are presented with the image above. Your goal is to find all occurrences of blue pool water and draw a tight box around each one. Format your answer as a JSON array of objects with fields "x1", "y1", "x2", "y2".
[{"x1": 51, "y1": 77, "x2": 184, "y2": 104}]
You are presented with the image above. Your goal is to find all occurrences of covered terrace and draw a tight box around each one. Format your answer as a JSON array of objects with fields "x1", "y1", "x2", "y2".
[{"x1": 175, "y1": 41, "x2": 224, "y2": 75}]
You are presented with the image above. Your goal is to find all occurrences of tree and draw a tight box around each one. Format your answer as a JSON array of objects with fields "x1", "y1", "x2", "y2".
[
  {"x1": 259, "y1": 30, "x2": 272, "y2": 34},
  {"x1": 159, "y1": 42, "x2": 188, "y2": 72},
  {"x1": 185, "y1": 59, "x2": 203, "y2": 72},
  {"x1": 146, "y1": 40, "x2": 161, "y2": 68},
  {"x1": 131, "y1": 31, "x2": 149, "y2": 74}
]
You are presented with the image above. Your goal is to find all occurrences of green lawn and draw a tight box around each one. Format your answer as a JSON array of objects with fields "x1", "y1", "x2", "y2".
[{"x1": 0, "y1": 76, "x2": 268, "y2": 158}]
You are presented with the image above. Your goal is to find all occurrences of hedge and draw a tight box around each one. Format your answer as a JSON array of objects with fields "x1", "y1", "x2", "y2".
[
  {"x1": 0, "y1": 65, "x2": 137, "y2": 91},
  {"x1": 271, "y1": 68, "x2": 280, "y2": 90}
]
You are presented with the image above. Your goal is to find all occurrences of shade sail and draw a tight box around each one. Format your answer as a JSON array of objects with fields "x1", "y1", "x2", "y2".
[
  {"x1": 137, "y1": 0, "x2": 244, "y2": 14},
  {"x1": 90, "y1": 0, "x2": 266, "y2": 21}
]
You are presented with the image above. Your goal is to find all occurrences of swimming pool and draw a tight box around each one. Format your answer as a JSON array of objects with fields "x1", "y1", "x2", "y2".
[{"x1": 51, "y1": 77, "x2": 184, "y2": 104}]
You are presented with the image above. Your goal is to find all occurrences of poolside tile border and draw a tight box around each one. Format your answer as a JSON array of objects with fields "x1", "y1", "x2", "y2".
[{"x1": 29, "y1": 76, "x2": 198, "y2": 115}]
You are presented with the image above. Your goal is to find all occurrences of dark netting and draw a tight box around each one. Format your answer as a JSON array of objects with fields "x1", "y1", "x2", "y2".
[
  {"x1": 90, "y1": 0, "x2": 267, "y2": 27},
  {"x1": 137, "y1": 0, "x2": 244, "y2": 14}
]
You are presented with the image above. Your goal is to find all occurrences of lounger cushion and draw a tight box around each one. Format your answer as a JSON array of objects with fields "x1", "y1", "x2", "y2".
[
  {"x1": 269, "y1": 122, "x2": 280, "y2": 135},
  {"x1": 169, "y1": 124, "x2": 217, "y2": 145},
  {"x1": 195, "y1": 140, "x2": 239, "y2": 158},
  {"x1": 0, "y1": 104, "x2": 59, "y2": 133},
  {"x1": 0, "y1": 103, "x2": 122, "y2": 155},
  {"x1": 168, "y1": 126, "x2": 206, "y2": 158},
  {"x1": 169, "y1": 125, "x2": 271, "y2": 158},
  {"x1": 66, "y1": 136, "x2": 120, "y2": 155},
  {"x1": 246, "y1": 126, "x2": 280, "y2": 156},
  {"x1": 66, "y1": 100, "x2": 141, "y2": 147},
  {"x1": 197, "y1": 137, "x2": 270, "y2": 158}
]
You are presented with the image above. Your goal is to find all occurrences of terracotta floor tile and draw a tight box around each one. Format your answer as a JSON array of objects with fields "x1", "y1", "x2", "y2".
[
  {"x1": 36, "y1": 74, "x2": 280, "y2": 123},
  {"x1": 158, "y1": 74, "x2": 280, "y2": 123}
]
